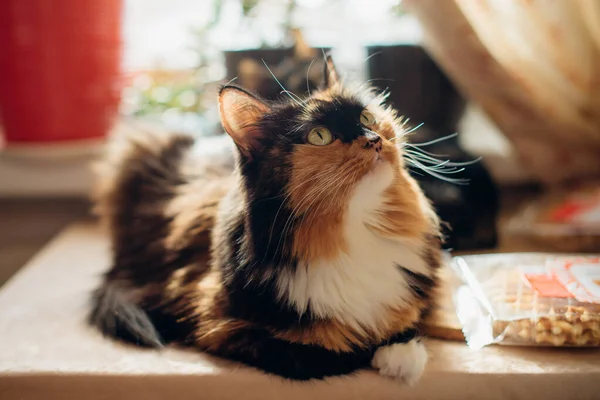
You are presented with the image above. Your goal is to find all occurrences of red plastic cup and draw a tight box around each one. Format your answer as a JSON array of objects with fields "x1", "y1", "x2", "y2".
[{"x1": 0, "y1": 0, "x2": 123, "y2": 145}]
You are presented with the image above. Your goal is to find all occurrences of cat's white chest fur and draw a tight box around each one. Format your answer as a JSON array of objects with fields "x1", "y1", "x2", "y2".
[{"x1": 276, "y1": 162, "x2": 430, "y2": 331}]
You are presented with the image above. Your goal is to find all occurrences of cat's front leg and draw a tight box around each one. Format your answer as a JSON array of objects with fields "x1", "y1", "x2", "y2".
[{"x1": 371, "y1": 331, "x2": 428, "y2": 385}]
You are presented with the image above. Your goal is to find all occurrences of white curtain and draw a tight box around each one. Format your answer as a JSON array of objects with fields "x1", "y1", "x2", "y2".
[{"x1": 404, "y1": 0, "x2": 600, "y2": 184}]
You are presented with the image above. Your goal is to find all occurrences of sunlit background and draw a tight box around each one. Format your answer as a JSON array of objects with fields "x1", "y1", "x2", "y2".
[
  {"x1": 0, "y1": 0, "x2": 598, "y2": 273},
  {"x1": 120, "y1": 0, "x2": 421, "y2": 133}
]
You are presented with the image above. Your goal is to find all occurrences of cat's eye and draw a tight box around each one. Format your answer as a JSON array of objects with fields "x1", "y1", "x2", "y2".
[
  {"x1": 307, "y1": 127, "x2": 333, "y2": 146},
  {"x1": 360, "y1": 110, "x2": 376, "y2": 126}
]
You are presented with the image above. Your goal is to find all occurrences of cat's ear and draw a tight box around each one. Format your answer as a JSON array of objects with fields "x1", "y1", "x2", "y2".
[
  {"x1": 219, "y1": 85, "x2": 270, "y2": 159},
  {"x1": 322, "y1": 54, "x2": 341, "y2": 88}
]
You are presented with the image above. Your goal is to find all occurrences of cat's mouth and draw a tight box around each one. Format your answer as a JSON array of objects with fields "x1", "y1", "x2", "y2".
[
  {"x1": 373, "y1": 151, "x2": 387, "y2": 167},
  {"x1": 367, "y1": 152, "x2": 387, "y2": 175}
]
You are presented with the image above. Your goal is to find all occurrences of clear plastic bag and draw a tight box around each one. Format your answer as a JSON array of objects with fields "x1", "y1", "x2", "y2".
[{"x1": 452, "y1": 253, "x2": 600, "y2": 348}]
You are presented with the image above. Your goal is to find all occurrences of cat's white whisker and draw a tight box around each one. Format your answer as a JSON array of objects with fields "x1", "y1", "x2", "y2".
[
  {"x1": 306, "y1": 59, "x2": 315, "y2": 97},
  {"x1": 363, "y1": 51, "x2": 382, "y2": 63},
  {"x1": 261, "y1": 59, "x2": 304, "y2": 107},
  {"x1": 403, "y1": 122, "x2": 424, "y2": 135},
  {"x1": 404, "y1": 148, "x2": 481, "y2": 168},
  {"x1": 224, "y1": 76, "x2": 239, "y2": 86},
  {"x1": 281, "y1": 90, "x2": 306, "y2": 105},
  {"x1": 405, "y1": 143, "x2": 449, "y2": 158},
  {"x1": 405, "y1": 156, "x2": 469, "y2": 184},
  {"x1": 410, "y1": 132, "x2": 458, "y2": 147}
]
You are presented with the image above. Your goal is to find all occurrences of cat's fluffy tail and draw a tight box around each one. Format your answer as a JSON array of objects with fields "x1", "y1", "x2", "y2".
[
  {"x1": 89, "y1": 282, "x2": 163, "y2": 347},
  {"x1": 89, "y1": 122, "x2": 195, "y2": 347},
  {"x1": 92, "y1": 122, "x2": 195, "y2": 238}
]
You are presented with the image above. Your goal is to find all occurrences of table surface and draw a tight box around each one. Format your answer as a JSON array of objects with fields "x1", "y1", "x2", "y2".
[
  {"x1": 1, "y1": 223, "x2": 599, "y2": 400},
  {"x1": 0, "y1": 198, "x2": 88, "y2": 287}
]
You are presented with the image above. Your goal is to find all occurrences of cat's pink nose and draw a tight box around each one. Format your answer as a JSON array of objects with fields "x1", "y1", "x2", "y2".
[
  {"x1": 374, "y1": 140, "x2": 382, "y2": 153},
  {"x1": 364, "y1": 135, "x2": 382, "y2": 152}
]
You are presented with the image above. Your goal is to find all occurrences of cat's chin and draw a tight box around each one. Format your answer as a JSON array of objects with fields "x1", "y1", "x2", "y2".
[
  {"x1": 356, "y1": 157, "x2": 395, "y2": 202},
  {"x1": 368, "y1": 154, "x2": 391, "y2": 177},
  {"x1": 374, "y1": 153, "x2": 384, "y2": 164}
]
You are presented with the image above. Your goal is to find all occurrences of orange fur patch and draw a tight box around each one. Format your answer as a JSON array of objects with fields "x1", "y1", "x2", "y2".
[
  {"x1": 369, "y1": 168, "x2": 436, "y2": 240},
  {"x1": 288, "y1": 138, "x2": 377, "y2": 263}
]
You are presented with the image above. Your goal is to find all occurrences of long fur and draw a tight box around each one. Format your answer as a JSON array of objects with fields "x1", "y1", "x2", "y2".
[{"x1": 90, "y1": 58, "x2": 443, "y2": 382}]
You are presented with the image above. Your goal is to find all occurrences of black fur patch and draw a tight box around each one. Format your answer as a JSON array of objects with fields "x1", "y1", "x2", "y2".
[
  {"x1": 213, "y1": 326, "x2": 420, "y2": 380},
  {"x1": 215, "y1": 327, "x2": 372, "y2": 380},
  {"x1": 395, "y1": 264, "x2": 436, "y2": 301},
  {"x1": 384, "y1": 328, "x2": 418, "y2": 345},
  {"x1": 218, "y1": 215, "x2": 311, "y2": 329},
  {"x1": 90, "y1": 283, "x2": 163, "y2": 348}
]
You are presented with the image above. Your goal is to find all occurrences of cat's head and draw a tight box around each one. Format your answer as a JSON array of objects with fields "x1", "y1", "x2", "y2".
[{"x1": 218, "y1": 56, "x2": 435, "y2": 262}]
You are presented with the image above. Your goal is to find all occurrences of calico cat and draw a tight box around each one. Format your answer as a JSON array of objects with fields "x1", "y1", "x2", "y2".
[{"x1": 90, "y1": 56, "x2": 443, "y2": 383}]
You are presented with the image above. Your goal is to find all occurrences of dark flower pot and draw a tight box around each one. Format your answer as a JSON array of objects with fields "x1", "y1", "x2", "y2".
[
  {"x1": 224, "y1": 48, "x2": 295, "y2": 81},
  {"x1": 224, "y1": 48, "x2": 294, "y2": 99},
  {"x1": 224, "y1": 46, "x2": 330, "y2": 101}
]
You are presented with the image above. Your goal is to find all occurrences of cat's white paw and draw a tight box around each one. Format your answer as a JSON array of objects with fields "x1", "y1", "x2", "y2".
[{"x1": 371, "y1": 340, "x2": 428, "y2": 385}]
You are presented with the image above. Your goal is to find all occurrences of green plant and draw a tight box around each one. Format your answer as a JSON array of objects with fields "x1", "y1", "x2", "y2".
[{"x1": 121, "y1": 0, "x2": 303, "y2": 118}]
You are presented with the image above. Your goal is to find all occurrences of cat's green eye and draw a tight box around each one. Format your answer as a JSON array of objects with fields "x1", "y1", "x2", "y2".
[
  {"x1": 307, "y1": 127, "x2": 333, "y2": 146},
  {"x1": 360, "y1": 110, "x2": 376, "y2": 126}
]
